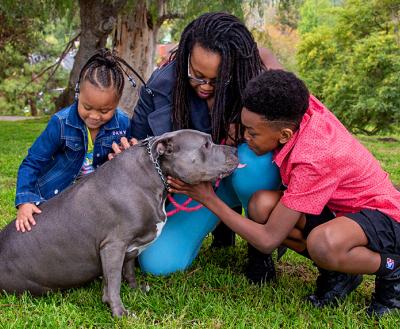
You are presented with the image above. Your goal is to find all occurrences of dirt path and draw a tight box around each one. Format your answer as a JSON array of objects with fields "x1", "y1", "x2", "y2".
[{"x1": 0, "y1": 116, "x2": 38, "y2": 121}]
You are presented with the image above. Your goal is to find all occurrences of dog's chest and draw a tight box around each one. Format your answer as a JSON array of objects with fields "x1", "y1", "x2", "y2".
[{"x1": 126, "y1": 199, "x2": 167, "y2": 255}]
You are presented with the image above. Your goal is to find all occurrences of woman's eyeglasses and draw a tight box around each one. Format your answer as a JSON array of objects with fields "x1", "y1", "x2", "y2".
[{"x1": 187, "y1": 55, "x2": 230, "y2": 87}]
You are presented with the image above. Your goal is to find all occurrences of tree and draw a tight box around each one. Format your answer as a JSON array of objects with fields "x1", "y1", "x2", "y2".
[
  {"x1": 276, "y1": 0, "x2": 304, "y2": 32},
  {"x1": 113, "y1": 0, "x2": 171, "y2": 113},
  {"x1": 297, "y1": 0, "x2": 400, "y2": 134},
  {"x1": 297, "y1": 0, "x2": 335, "y2": 34},
  {"x1": 114, "y1": 0, "x2": 255, "y2": 113},
  {"x1": 55, "y1": 0, "x2": 256, "y2": 113},
  {"x1": 0, "y1": 1, "x2": 75, "y2": 116},
  {"x1": 56, "y1": 0, "x2": 128, "y2": 110},
  {"x1": 0, "y1": 0, "x2": 309, "y2": 116}
]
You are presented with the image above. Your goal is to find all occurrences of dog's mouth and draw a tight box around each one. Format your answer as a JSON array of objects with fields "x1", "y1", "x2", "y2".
[{"x1": 218, "y1": 160, "x2": 241, "y2": 179}]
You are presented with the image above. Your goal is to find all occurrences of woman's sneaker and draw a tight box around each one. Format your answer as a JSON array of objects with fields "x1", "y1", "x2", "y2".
[
  {"x1": 367, "y1": 267, "x2": 400, "y2": 317},
  {"x1": 211, "y1": 222, "x2": 236, "y2": 248},
  {"x1": 307, "y1": 268, "x2": 363, "y2": 307}
]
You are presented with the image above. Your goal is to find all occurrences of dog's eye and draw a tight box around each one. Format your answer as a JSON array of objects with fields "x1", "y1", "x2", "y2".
[{"x1": 204, "y1": 142, "x2": 210, "y2": 149}]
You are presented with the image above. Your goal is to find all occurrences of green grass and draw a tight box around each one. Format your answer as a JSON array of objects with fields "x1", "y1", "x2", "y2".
[{"x1": 0, "y1": 119, "x2": 399, "y2": 328}]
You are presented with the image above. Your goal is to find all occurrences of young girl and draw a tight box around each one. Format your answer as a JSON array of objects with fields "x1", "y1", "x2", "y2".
[{"x1": 15, "y1": 49, "x2": 141, "y2": 233}]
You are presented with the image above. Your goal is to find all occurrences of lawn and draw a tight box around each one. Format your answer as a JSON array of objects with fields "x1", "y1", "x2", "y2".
[{"x1": 0, "y1": 119, "x2": 399, "y2": 328}]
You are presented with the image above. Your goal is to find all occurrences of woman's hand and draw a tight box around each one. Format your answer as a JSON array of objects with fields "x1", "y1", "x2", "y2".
[
  {"x1": 108, "y1": 137, "x2": 138, "y2": 160},
  {"x1": 167, "y1": 177, "x2": 217, "y2": 206},
  {"x1": 16, "y1": 203, "x2": 41, "y2": 232}
]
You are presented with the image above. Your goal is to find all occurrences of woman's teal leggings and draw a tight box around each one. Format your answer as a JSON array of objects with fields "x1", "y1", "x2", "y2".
[{"x1": 138, "y1": 143, "x2": 281, "y2": 275}]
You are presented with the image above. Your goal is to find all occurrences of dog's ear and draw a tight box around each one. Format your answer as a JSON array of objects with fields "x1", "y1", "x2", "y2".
[{"x1": 153, "y1": 138, "x2": 173, "y2": 157}]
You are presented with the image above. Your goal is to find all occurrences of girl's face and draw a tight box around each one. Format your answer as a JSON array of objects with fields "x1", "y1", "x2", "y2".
[
  {"x1": 188, "y1": 44, "x2": 221, "y2": 100},
  {"x1": 77, "y1": 81, "x2": 119, "y2": 131}
]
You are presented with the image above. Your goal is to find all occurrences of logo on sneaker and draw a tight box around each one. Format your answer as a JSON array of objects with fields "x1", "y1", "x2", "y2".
[{"x1": 386, "y1": 257, "x2": 395, "y2": 270}]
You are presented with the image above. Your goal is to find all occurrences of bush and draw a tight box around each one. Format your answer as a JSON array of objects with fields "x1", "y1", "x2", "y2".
[{"x1": 297, "y1": 0, "x2": 400, "y2": 134}]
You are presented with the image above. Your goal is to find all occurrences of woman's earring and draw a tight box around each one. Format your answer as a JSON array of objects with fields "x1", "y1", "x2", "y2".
[{"x1": 74, "y1": 83, "x2": 80, "y2": 101}]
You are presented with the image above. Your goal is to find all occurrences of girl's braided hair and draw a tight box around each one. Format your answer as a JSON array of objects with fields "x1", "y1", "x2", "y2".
[
  {"x1": 172, "y1": 12, "x2": 265, "y2": 143},
  {"x1": 76, "y1": 48, "x2": 150, "y2": 99}
]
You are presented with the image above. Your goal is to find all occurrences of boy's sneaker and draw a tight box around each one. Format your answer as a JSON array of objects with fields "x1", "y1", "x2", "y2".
[
  {"x1": 367, "y1": 268, "x2": 400, "y2": 317},
  {"x1": 307, "y1": 268, "x2": 363, "y2": 307},
  {"x1": 245, "y1": 244, "x2": 276, "y2": 284}
]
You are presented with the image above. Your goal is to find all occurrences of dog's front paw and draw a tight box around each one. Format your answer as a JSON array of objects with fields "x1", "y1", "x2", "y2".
[
  {"x1": 111, "y1": 305, "x2": 137, "y2": 318},
  {"x1": 140, "y1": 283, "x2": 150, "y2": 293}
]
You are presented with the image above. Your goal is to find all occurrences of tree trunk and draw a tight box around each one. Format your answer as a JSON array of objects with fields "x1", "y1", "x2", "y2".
[
  {"x1": 114, "y1": 0, "x2": 167, "y2": 115},
  {"x1": 55, "y1": 0, "x2": 127, "y2": 111},
  {"x1": 28, "y1": 96, "x2": 38, "y2": 116}
]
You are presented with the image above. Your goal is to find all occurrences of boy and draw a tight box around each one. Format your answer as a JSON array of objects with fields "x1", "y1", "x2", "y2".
[{"x1": 168, "y1": 70, "x2": 400, "y2": 317}]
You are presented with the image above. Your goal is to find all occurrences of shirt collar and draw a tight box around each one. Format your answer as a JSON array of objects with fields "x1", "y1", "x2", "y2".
[
  {"x1": 273, "y1": 130, "x2": 299, "y2": 167},
  {"x1": 66, "y1": 102, "x2": 84, "y2": 129},
  {"x1": 273, "y1": 102, "x2": 313, "y2": 167}
]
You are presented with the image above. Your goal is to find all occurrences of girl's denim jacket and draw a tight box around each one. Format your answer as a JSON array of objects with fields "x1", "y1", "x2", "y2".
[{"x1": 15, "y1": 102, "x2": 130, "y2": 207}]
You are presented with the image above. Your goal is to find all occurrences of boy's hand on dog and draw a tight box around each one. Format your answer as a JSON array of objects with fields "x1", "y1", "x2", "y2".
[
  {"x1": 16, "y1": 203, "x2": 41, "y2": 232},
  {"x1": 167, "y1": 177, "x2": 216, "y2": 206},
  {"x1": 108, "y1": 137, "x2": 138, "y2": 160}
]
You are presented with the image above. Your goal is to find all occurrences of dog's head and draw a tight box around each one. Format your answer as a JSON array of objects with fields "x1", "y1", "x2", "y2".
[{"x1": 149, "y1": 130, "x2": 238, "y2": 184}]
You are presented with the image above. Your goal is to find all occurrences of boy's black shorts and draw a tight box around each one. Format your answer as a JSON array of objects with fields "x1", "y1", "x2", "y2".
[
  {"x1": 346, "y1": 209, "x2": 400, "y2": 254},
  {"x1": 303, "y1": 207, "x2": 400, "y2": 255},
  {"x1": 303, "y1": 206, "x2": 336, "y2": 238}
]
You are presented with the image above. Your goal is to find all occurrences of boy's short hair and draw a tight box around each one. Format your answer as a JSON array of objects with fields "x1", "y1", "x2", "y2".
[{"x1": 243, "y1": 70, "x2": 310, "y2": 128}]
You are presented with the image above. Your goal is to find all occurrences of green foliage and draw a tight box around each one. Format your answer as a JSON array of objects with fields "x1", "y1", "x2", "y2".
[
  {"x1": 276, "y1": 0, "x2": 304, "y2": 31},
  {"x1": 0, "y1": 0, "x2": 75, "y2": 54},
  {"x1": 298, "y1": 0, "x2": 336, "y2": 34},
  {"x1": 0, "y1": 4, "x2": 44, "y2": 68},
  {"x1": 165, "y1": 0, "x2": 263, "y2": 41},
  {"x1": 296, "y1": 25, "x2": 338, "y2": 96},
  {"x1": 297, "y1": 0, "x2": 400, "y2": 134},
  {"x1": 0, "y1": 3, "x2": 77, "y2": 116}
]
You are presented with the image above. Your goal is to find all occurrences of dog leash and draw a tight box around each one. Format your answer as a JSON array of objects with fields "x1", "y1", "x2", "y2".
[
  {"x1": 144, "y1": 136, "x2": 223, "y2": 217},
  {"x1": 166, "y1": 179, "x2": 221, "y2": 216},
  {"x1": 165, "y1": 138, "x2": 228, "y2": 216}
]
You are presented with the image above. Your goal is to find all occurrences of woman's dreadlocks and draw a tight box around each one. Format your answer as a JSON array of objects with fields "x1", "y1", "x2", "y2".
[{"x1": 172, "y1": 12, "x2": 265, "y2": 143}]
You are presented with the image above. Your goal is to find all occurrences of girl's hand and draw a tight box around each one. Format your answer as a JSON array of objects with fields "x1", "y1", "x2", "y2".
[
  {"x1": 167, "y1": 177, "x2": 216, "y2": 206},
  {"x1": 16, "y1": 203, "x2": 41, "y2": 232},
  {"x1": 108, "y1": 137, "x2": 138, "y2": 160}
]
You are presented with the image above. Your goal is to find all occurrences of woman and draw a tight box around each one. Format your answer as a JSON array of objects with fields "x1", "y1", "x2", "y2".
[{"x1": 129, "y1": 12, "x2": 282, "y2": 282}]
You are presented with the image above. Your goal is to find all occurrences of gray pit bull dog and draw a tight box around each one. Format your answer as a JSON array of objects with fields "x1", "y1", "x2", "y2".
[{"x1": 0, "y1": 129, "x2": 238, "y2": 317}]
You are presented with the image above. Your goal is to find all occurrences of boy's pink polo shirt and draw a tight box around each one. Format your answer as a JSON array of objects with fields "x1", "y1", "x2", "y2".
[{"x1": 273, "y1": 95, "x2": 400, "y2": 222}]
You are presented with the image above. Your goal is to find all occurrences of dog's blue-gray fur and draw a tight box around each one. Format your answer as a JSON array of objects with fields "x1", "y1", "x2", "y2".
[{"x1": 0, "y1": 129, "x2": 238, "y2": 317}]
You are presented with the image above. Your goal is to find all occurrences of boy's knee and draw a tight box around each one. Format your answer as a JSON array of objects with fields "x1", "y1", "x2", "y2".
[
  {"x1": 307, "y1": 226, "x2": 342, "y2": 269},
  {"x1": 248, "y1": 190, "x2": 280, "y2": 224}
]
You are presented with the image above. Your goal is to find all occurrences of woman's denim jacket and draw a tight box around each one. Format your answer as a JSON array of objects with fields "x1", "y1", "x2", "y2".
[{"x1": 15, "y1": 102, "x2": 130, "y2": 207}]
